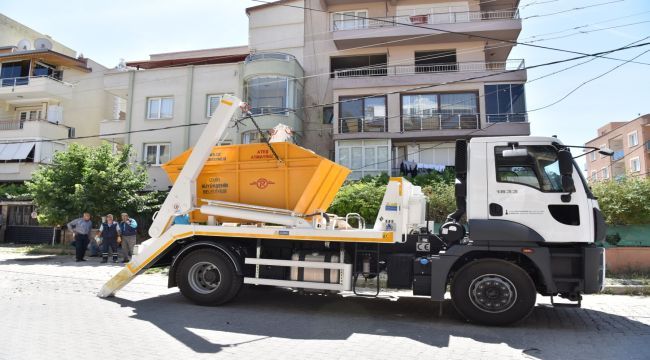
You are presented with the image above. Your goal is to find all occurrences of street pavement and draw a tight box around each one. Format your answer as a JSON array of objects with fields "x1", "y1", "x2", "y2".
[{"x1": 0, "y1": 251, "x2": 648, "y2": 360}]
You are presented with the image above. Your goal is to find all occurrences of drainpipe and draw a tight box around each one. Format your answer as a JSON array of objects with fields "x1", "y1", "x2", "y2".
[
  {"x1": 185, "y1": 66, "x2": 194, "y2": 149},
  {"x1": 125, "y1": 70, "x2": 135, "y2": 146}
]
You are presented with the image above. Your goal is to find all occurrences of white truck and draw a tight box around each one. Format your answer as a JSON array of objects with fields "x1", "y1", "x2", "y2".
[{"x1": 100, "y1": 95, "x2": 607, "y2": 325}]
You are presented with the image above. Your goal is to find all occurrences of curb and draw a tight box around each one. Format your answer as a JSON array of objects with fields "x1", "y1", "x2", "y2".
[{"x1": 602, "y1": 285, "x2": 650, "y2": 295}]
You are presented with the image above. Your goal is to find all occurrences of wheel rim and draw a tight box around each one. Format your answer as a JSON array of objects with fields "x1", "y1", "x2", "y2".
[
  {"x1": 188, "y1": 261, "x2": 222, "y2": 294},
  {"x1": 468, "y1": 273, "x2": 517, "y2": 313}
]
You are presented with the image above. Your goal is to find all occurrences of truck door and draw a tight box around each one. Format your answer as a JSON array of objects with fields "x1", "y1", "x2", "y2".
[{"x1": 486, "y1": 142, "x2": 592, "y2": 243}]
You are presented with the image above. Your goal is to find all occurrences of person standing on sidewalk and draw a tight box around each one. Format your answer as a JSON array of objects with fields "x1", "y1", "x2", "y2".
[
  {"x1": 119, "y1": 213, "x2": 137, "y2": 263},
  {"x1": 67, "y1": 212, "x2": 93, "y2": 262},
  {"x1": 98, "y1": 214, "x2": 121, "y2": 263}
]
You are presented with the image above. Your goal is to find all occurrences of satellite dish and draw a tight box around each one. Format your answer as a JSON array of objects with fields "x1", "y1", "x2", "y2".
[
  {"x1": 34, "y1": 38, "x2": 53, "y2": 50},
  {"x1": 17, "y1": 39, "x2": 32, "y2": 51}
]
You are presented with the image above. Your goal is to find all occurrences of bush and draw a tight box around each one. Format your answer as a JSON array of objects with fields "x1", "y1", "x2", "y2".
[
  {"x1": 591, "y1": 177, "x2": 650, "y2": 225},
  {"x1": 328, "y1": 172, "x2": 457, "y2": 225}
]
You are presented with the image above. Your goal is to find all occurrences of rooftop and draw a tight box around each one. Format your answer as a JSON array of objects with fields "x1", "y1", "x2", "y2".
[
  {"x1": 126, "y1": 45, "x2": 249, "y2": 69},
  {"x1": 0, "y1": 48, "x2": 90, "y2": 72}
]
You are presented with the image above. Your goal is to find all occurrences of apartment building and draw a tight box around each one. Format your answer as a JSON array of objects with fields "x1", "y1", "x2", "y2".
[
  {"x1": 248, "y1": 0, "x2": 528, "y2": 179},
  {"x1": 585, "y1": 114, "x2": 650, "y2": 182},
  {"x1": 103, "y1": 42, "x2": 309, "y2": 190},
  {"x1": 0, "y1": 14, "x2": 109, "y2": 182}
]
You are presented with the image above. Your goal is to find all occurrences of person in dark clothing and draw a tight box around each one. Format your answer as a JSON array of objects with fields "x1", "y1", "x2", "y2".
[
  {"x1": 67, "y1": 212, "x2": 93, "y2": 262},
  {"x1": 99, "y1": 214, "x2": 121, "y2": 263}
]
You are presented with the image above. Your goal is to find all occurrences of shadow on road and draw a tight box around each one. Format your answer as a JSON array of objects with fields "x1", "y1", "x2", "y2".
[{"x1": 108, "y1": 286, "x2": 650, "y2": 357}]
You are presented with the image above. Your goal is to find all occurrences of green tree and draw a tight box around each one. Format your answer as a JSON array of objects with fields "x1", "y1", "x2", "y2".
[
  {"x1": 27, "y1": 143, "x2": 159, "y2": 226},
  {"x1": 591, "y1": 177, "x2": 650, "y2": 225},
  {"x1": 422, "y1": 182, "x2": 456, "y2": 223}
]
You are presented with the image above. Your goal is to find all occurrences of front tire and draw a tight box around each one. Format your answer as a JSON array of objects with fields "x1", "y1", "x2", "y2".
[
  {"x1": 176, "y1": 249, "x2": 242, "y2": 306},
  {"x1": 451, "y1": 259, "x2": 536, "y2": 326}
]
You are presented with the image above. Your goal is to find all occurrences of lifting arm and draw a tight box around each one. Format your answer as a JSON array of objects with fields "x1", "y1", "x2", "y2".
[{"x1": 148, "y1": 95, "x2": 242, "y2": 238}]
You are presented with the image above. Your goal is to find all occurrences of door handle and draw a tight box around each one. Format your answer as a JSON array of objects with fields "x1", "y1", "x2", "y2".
[{"x1": 489, "y1": 203, "x2": 503, "y2": 216}]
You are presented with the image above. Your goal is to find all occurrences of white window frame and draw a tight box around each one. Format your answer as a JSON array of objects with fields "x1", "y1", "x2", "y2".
[
  {"x1": 331, "y1": 10, "x2": 368, "y2": 30},
  {"x1": 599, "y1": 143, "x2": 607, "y2": 158},
  {"x1": 146, "y1": 97, "x2": 174, "y2": 120},
  {"x1": 628, "y1": 130, "x2": 639, "y2": 147},
  {"x1": 206, "y1": 94, "x2": 226, "y2": 118},
  {"x1": 601, "y1": 167, "x2": 609, "y2": 179},
  {"x1": 591, "y1": 170, "x2": 597, "y2": 181},
  {"x1": 630, "y1": 156, "x2": 641, "y2": 172},
  {"x1": 336, "y1": 140, "x2": 390, "y2": 179},
  {"x1": 590, "y1": 150, "x2": 597, "y2": 161},
  {"x1": 143, "y1": 143, "x2": 170, "y2": 166}
]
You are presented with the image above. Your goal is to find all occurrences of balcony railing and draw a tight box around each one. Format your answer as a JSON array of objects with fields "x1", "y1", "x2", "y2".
[
  {"x1": 339, "y1": 117, "x2": 387, "y2": 133},
  {"x1": 332, "y1": 9, "x2": 519, "y2": 31},
  {"x1": 0, "y1": 75, "x2": 70, "y2": 88},
  {"x1": 245, "y1": 52, "x2": 296, "y2": 63},
  {"x1": 333, "y1": 60, "x2": 525, "y2": 78},
  {"x1": 0, "y1": 120, "x2": 24, "y2": 131},
  {"x1": 402, "y1": 114, "x2": 479, "y2": 131},
  {"x1": 486, "y1": 113, "x2": 528, "y2": 123}
]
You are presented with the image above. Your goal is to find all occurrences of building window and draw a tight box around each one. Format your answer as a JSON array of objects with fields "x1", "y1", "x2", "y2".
[
  {"x1": 401, "y1": 93, "x2": 478, "y2": 131},
  {"x1": 332, "y1": 10, "x2": 368, "y2": 30},
  {"x1": 206, "y1": 94, "x2": 225, "y2": 118},
  {"x1": 18, "y1": 109, "x2": 43, "y2": 121},
  {"x1": 599, "y1": 143, "x2": 607, "y2": 158},
  {"x1": 322, "y1": 106, "x2": 333, "y2": 124},
  {"x1": 144, "y1": 143, "x2": 170, "y2": 166},
  {"x1": 147, "y1": 97, "x2": 174, "y2": 119},
  {"x1": 414, "y1": 50, "x2": 457, "y2": 72},
  {"x1": 485, "y1": 84, "x2": 526, "y2": 123},
  {"x1": 242, "y1": 130, "x2": 269, "y2": 144},
  {"x1": 339, "y1": 96, "x2": 387, "y2": 133},
  {"x1": 244, "y1": 76, "x2": 303, "y2": 116},
  {"x1": 591, "y1": 170, "x2": 597, "y2": 181},
  {"x1": 494, "y1": 145, "x2": 564, "y2": 192},
  {"x1": 337, "y1": 139, "x2": 390, "y2": 180},
  {"x1": 330, "y1": 54, "x2": 387, "y2": 78},
  {"x1": 601, "y1": 167, "x2": 609, "y2": 179},
  {"x1": 590, "y1": 150, "x2": 597, "y2": 161},
  {"x1": 630, "y1": 157, "x2": 641, "y2": 172},
  {"x1": 628, "y1": 131, "x2": 639, "y2": 147}
]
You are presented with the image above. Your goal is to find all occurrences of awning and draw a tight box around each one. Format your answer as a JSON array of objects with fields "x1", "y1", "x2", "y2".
[{"x1": 0, "y1": 142, "x2": 35, "y2": 161}]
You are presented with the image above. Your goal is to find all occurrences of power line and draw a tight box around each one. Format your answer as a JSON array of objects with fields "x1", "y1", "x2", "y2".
[
  {"x1": 250, "y1": 0, "x2": 650, "y2": 66},
  {"x1": 3, "y1": 39, "x2": 648, "y2": 147},
  {"x1": 528, "y1": 47, "x2": 650, "y2": 112},
  {"x1": 522, "y1": 0, "x2": 626, "y2": 20}
]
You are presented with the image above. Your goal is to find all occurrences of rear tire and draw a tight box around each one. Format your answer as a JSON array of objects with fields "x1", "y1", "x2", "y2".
[
  {"x1": 451, "y1": 259, "x2": 536, "y2": 326},
  {"x1": 176, "y1": 249, "x2": 242, "y2": 306}
]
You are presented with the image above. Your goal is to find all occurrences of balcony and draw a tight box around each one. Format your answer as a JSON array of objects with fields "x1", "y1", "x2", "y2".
[
  {"x1": 402, "y1": 114, "x2": 479, "y2": 131},
  {"x1": 339, "y1": 117, "x2": 387, "y2": 133},
  {"x1": 332, "y1": 9, "x2": 521, "y2": 49},
  {"x1": 0, "y1": 76, "x2": 74, "y2": 101},
  {"x1": 612, "y1": 150, "x2": 625, "y2": 161},
  {"x1": 0, "y1": 119, "x2": 71, "y2": 140},
  {"x1": 332, "y1": 60, "x2": 527, "y2": 89},
  {"x1": 99, "y1": 119, "x2": 127, "y2": 143}
]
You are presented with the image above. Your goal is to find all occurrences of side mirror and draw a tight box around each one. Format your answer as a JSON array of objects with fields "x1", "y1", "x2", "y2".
[
  {"x1": 558, "y1": 149, "x2": 575, "y2": 193},
  {"x1": 502, "y1": 148, "x2": 528, "y2": 157}
]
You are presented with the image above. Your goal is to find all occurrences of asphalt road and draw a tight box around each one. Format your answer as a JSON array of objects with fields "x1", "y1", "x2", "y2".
[{"x1": 0, "y1": 252, "x2": 648, "y2": 360}]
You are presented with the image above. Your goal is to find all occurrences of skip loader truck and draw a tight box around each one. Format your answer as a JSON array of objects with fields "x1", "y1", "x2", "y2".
[{"x1": 99, "y1": 95, "x2": 607, "y2": 326}]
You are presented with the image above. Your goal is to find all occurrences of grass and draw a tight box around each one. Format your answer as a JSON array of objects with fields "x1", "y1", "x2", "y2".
[
  {"x1": 607, "y1": 271, "x2": 650, "y2": 285},
  {"x1": 145, "y1": 266, "x2": 169, "y2": 275}
]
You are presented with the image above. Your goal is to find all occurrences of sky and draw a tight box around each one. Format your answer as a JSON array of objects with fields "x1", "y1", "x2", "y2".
[{"x1": 2, "y1": 0, "x2": 650, "y2": 168}]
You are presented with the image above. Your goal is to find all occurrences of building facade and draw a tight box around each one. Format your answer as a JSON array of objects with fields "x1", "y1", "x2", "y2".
[
  {"x1": 0, "y1": 13, "x2": 109, "y2": 182},
  {"x1": 585, "y1": 114, "x2": 650, "y2": 182},
  {"x1": 247, "y1": 0, "x2": 528, "y2": 179},
  {"x1": 105, "y1": 0, "x2": 529, "y2": 189}
]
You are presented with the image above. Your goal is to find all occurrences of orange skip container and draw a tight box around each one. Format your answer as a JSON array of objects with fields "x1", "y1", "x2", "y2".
[{"x1": 161, "y1": 142, "x2": 351, "y2": 223}]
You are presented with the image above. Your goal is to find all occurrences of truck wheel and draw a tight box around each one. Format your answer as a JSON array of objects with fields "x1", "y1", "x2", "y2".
[
  {"x1": 450, "y1": 259, "x2": 536, "y2": 326},
  {"x1": 176, "y1": 249, "x2": 242, "y2": 306}
]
